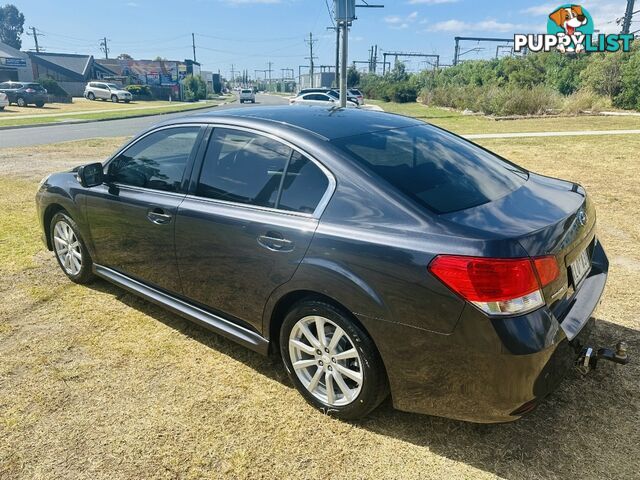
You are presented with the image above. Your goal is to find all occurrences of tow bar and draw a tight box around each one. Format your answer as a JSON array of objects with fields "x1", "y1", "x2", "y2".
[{"x1": 576, "y1": 341, "x2": 629, "y2": 374}]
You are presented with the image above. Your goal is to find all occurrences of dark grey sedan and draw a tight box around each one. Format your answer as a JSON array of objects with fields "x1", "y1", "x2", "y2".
[{"x1": 35, "y1": 106, "x2": 627, "y2": 422}]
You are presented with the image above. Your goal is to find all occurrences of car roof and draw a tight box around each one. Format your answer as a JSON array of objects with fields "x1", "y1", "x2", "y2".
[{"x1": 164, "y1": 105, "x2": 422, "y2": 141}]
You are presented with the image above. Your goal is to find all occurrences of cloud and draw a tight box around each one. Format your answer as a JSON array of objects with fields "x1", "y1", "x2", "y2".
[
  {"x1": 125, "y1": 1, "x2": 139, "y2": 6},
  {"x1": 426, "y1": 19, "x2": 536, "y2": 32},
  {"x1": 407, "y1": 0, "x2": 458, "y2": 4},
  {"x1": 385, "y1": 11, "x2": 420, "y2": 29}
]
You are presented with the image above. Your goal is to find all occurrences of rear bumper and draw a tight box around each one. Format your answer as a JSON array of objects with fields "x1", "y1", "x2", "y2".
[{"x1": 360, "y1": 241, "x2": 609, "y2": 423}]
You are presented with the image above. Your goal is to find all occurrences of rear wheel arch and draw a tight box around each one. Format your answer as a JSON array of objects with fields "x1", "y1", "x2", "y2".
[{"x1": 267, "y1": 290, "x2": 383, "y2": 362}]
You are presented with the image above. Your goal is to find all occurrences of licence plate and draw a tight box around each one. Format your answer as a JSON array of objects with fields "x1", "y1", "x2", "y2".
[{"x1": 570, "y1": 248, "x2": 590, "y2": 286}]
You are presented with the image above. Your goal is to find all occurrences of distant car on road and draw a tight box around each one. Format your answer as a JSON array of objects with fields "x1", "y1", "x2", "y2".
[
  {"x1": 298, "y1": 88, "x2": 360, "y2": 105},
  {"x1": 349, "y1": 89, "x2": 364, "y2": 105},
  {"x1": 0, "y1": 92, "x2": 8, "y2": 110},
  {"x1": 0, "y1": 81, "x2": 47, "y2": 108},
  {"x1": 84, "y1": 82, "x2": 132, "y2": 103},
  {"x1": 239, "y1": 89, "x2": 256, "y2": 104},
  {"x1": 290, "y1": 92, "x2": 358, "y2": 108}
]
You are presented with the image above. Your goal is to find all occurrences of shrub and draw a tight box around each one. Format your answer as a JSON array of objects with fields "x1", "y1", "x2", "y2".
[
  {"x1": 562, "y1": 89, "x2": 610, "y2": 115},
  {"x1": 421, "y1": 84, "x2": 561, "y2": 116},
  {"x1": 125, "y1": 84, "x2": 152, "y2": 98},
  {"x1": 182, "y1": 74, "x2": 207, "y2": 101},
  {"x1": 37, "y1": 77, "x2": 69, "y2": 97}
]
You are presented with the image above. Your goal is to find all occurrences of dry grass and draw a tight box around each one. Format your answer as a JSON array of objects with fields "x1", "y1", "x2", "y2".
[
  {"x1": 369, "y1": 100, "x2": 640, "y2": 135},
  {"x1": 1, "y1": 134, "x2": 639, "y2": 480}
]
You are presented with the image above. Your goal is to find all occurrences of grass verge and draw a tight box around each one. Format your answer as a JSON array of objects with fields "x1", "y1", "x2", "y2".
[
  {"x1": 369, "y1": 100, "x2": 640, "y2": 135},
  {"x1": 0, "y1": 101, "x2": 226, "y2": 128},
  {"x1": 0, "y1": 136, "x2": 639, "y2": 479}
]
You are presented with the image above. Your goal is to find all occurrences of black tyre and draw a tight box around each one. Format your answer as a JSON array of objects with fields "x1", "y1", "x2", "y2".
[
  {"x1": 124, "y1": 99, "x2": 131, "y2": 103},
  {"x1": 16, "y1": 97, "x2": 26, "y2": 107},
  {"x1": 50, "y1": 211, "x2": 95, "y2": 284},
  {"x1": 111, "y1": 95, "x2": 119, "y2": 103},
  {"x1": 87, "y1": 92, "x2": 95, "y2": 100},
  {"x1": 35, "y1": 101, "x2": 45, "y2": 108},
  {"x1": 280, "y1": 299, "x2": 388, "y2": 420}
]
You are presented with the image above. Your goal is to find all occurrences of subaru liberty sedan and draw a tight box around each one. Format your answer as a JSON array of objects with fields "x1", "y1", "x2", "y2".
[{"x1": 36, "y1": 107, "x2": 628, "y2": 422}]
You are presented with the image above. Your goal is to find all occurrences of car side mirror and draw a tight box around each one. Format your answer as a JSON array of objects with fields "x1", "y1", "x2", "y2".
[{"x1": 77, "y1": 162, "x2": 104, "y2": 188}]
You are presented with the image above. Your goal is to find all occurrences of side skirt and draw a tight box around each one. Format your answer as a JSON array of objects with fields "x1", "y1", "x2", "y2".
[{"x1": 93, "y1": 264, "x2": 270, "y2": 355}]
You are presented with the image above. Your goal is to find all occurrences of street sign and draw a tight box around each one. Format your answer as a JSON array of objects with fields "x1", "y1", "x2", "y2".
[
  {"x1": 1, "y1": 57, "x2": 27, "y2": 67},
  {"x1": 334, "y1": 0, "x2": 356, "y2": 22}
]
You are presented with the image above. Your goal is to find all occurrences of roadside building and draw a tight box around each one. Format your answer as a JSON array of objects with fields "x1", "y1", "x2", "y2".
[
  {"x1": 0, "y1": 41, "x2": 33, "y2": 82},
  {"x1": 27, "y1": 52, "x2": 114, "y2": 96}
]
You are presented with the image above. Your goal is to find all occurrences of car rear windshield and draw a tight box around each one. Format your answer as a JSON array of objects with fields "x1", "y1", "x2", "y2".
[
  {"x1": 332, "y1": 125, "x2": 528, "y2": 214},
  {"x1": 25, "y1": 83, "x2": 45, "y2": 91},
  {"x1": 242, "y1": 89, "x2": 252, "y2": 94}
]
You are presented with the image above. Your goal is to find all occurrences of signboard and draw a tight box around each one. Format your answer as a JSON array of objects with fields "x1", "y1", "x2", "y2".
[
  {"x1": 0, "y1": 57, "x2": 27, "y2": 67},
  {"x1": 334, "y1": 0, "x2": 356, "y2": 22}
]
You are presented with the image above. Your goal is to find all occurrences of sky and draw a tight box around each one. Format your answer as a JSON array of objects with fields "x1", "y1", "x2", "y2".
[{"x1": 13, "y1": 0, "x2": 632, "y2": 79}]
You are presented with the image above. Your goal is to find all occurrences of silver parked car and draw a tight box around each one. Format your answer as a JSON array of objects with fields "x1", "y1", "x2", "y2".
[{"x1": 84, "y1": 82, "x2": 132, "y2": 103}]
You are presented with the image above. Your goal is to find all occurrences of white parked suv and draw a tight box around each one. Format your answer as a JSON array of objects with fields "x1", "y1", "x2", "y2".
[
  {"x1": 0, "y1": 92, "x2": 8, "y2": 110},
  {"x1": 84, "y1": 82, "x2": 132, "y2": 103},
  {"x1": 239, "y1": 89, "x2": 255, "y2": 104}
]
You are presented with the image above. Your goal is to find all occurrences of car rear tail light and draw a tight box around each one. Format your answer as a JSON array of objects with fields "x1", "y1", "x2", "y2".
[{"x1": 428, "y1": 255, "x2": 559, "y2": 316}]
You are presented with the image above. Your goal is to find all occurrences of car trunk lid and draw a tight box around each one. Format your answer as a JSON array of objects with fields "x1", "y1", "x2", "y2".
[{"x1": 440, "y1": 173, "x2": 597, "y2": 313}]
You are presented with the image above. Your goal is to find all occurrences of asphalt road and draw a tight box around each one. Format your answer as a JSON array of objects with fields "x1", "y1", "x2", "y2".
[{"x1": 0, "y1": 94, "x2": 288, "y2": 148}]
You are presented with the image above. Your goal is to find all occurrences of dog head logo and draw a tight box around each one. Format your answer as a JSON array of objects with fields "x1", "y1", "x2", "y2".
[
  {"x1": 549, "y1": 5, "x2": 588, "y2": 35},
  {"x1": 547, "y1": 4, "x2": 594, "y2": 52}
]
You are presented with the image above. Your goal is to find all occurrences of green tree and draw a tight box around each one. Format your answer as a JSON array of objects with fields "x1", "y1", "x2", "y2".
[
  {"x1": 347, "y1": 66, "x2": 361, "y2": 88},
  {"x1": 581, "y1": 51, "x2": 626, "y2": 99},
  {"x1": 0, "y1": 4, "x2": 25, "y2": 49},
  {"x1": 117, "y1": 53, "x2": 133, "y2": 60}
]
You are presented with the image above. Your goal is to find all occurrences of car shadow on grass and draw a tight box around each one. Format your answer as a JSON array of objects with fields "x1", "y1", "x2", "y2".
[{"x1": 87, "y1": 277, "x2": 640, "y2": 478}]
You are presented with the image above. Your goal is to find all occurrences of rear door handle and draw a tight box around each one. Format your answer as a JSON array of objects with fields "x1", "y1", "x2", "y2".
[
  {"x1": 147, "y1": 207, "x2": 172, "y2": 225},
  {"x1": 258, "y1": 232, "x2": 294, "y2": 252}
]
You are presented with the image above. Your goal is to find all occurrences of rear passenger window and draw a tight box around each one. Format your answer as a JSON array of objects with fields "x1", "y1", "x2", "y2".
[
  {"x1": 197, "y1": 129, "x2": 289, "y2": 208},
  {"x1": 197, "y1": 129, "x2": 330, "y2": 214},
  {"x1": 279, "y1": 152, "x2": 329, "y2": 214}
]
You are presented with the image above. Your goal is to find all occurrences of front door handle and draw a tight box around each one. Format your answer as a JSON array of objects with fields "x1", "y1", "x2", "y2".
[
  {"x1": 147, "y1": 207, "x2": 172, "y2": 225},
  {"x1": 258, "y1": 232, "x2": 294, "y2": 252}
]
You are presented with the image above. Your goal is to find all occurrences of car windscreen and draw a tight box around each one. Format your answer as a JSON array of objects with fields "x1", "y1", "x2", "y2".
[
  {"x1": 332, "y1": 125, "x2": 528, "y2": 214},
  {"x1": 241, "y1": 89, "x2": 252, "y2": 93}
]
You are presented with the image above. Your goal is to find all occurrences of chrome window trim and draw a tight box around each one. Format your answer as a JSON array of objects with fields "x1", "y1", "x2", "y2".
[
  {"x1": 192, "y1": 123, "x2": 336, "y2": 220},
  {"x1": 110, "y1": 183, "x2": 187, "y2": 199}
]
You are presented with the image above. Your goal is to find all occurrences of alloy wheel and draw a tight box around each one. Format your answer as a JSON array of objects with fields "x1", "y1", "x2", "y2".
[
  {"x1": 53, "y1": 220, "x2": 82, "y2": 276},
  {"x1": 288, "y1": 315, "x2": 363, "y2": 406}
]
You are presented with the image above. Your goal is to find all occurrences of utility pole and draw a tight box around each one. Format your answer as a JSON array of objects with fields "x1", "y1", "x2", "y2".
[
  {"x1": 99, "y1": 37, "x2": 110, "y2": 59},
  {"x1": 27, "y1": 27, "x2": 42, "y2": 53},
  {"x1": 192, "y1": 33, "x2": 197, "y2": 62},
  {"x1": 231, "y1": 64, "x2": 236, "y2": 87},
  {"x1": 340, "y1": 21, "x2": 348, "y2": 107},
  {"x1": 267, "y1": 61, "x2": 274, "y2": 89},
  {"x1": 305, "y1": 32, "x2": 318, "y2": 88},
  {"x1": 621, "y1": 0, "x2": 636, "y2": 34}
]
